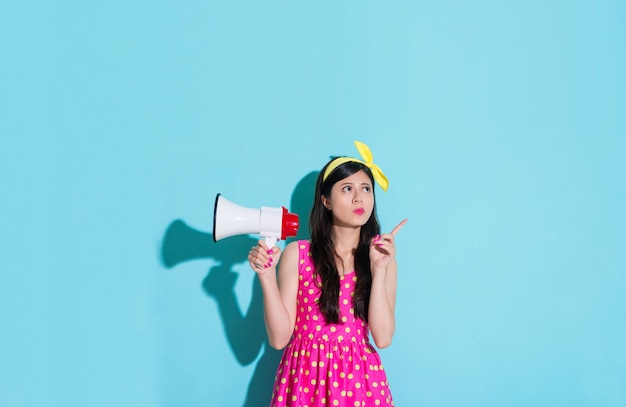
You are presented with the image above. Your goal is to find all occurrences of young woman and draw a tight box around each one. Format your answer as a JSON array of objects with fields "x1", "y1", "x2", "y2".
[{"x1": 248, "y1": 141, "x2": 407, "y2": 406}]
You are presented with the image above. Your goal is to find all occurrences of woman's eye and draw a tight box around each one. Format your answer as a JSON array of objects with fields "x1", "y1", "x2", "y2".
[
  {"x1": 363, "y1": 186, "x2": 371, "y2": 192},
  {"x1": 343, "y1": 186, "x2": 352, "y2": 192}
]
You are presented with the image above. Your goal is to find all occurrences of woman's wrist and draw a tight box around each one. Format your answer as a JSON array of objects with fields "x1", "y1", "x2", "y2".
[
  {"x1": 371, "y1": 265, "x2": 388, "y2": 277},
  {"x1": 256, "y1": 266, "x2": 278, "y2": 280}
]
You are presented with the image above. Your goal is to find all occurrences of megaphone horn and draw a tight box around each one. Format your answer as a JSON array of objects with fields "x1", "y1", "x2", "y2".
[{"x1": 213, "y1": 193, "x2": 299, "y2": 247}]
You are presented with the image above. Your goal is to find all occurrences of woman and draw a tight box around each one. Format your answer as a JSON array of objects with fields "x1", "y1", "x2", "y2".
[{"x1": 249, "y1": 141, "x2": 407, "y2": 406}]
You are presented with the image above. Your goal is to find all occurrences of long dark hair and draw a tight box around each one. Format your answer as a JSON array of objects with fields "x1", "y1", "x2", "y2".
[{"x1": 309, "y1": 159, "x2": 381, "y2": 323}]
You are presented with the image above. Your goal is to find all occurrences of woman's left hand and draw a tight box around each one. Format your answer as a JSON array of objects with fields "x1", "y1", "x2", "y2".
[{"x1": 370, "y1": 218, "x2": 408, "y2": 272}]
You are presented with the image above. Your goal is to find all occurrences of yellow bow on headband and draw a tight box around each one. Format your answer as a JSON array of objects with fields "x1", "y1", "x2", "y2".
[{"x1": 322, "y1": 141, "x2": 389, "y2": 191}]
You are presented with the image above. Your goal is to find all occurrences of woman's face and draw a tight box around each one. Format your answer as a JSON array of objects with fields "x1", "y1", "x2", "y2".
[{"x1": 321, "y1": 170, "x2": 375, "y2": 228}]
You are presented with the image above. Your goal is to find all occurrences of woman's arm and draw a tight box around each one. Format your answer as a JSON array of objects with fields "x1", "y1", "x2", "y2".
[
  {"x1": 367, "y1": 219, "x2": 407, "y2": 348},
  {"x1": 368, "y1": 258, "x2": 397, "y2": 348},
  {"x1": 249, "y1": 240, "x2": 300, "y2": 350}
]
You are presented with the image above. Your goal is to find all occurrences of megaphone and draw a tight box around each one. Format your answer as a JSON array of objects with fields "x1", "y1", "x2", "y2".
[{"x1": 213, "y1": 193, "x2": 300, "y2": 247}]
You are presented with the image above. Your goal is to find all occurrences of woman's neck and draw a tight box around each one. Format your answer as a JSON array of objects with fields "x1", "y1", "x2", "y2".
[
  {"x1": 332, "y1": 225, "x2": 360, "y2": 251},
  {"x1": 332, "y1": 225, "x2": 360, "y2": 275}
]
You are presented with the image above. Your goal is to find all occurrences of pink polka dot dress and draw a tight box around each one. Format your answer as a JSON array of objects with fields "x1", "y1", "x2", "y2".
[{"x1": 270, "y1": 241, "x2": 394, "y2": 407}]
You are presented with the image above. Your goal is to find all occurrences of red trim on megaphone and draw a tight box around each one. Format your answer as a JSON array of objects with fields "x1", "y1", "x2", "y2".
[{"x1": 281, "y1": 207, "x2": 299, "y2": 240}]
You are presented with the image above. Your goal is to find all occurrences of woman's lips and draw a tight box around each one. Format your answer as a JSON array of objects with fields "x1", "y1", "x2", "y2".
[{"x1": 353, "y1": 208, "x2": 365, "y2": 215}]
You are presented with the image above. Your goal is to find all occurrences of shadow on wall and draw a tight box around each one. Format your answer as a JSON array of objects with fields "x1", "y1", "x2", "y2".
[{"x1": 160, "y1": 171, "x2": 318, "y2": 407}]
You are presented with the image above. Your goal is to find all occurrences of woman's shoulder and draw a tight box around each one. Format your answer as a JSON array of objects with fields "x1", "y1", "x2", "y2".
[
  {"x1": 285, "y1": 239, "x2": 310, "y2": 251},
  {"x1": 280, "y1": 240, "x2": 302, "y2": 259},
  {"x1": 284, "y1": 240, "x2": 311, "y2": 265}
]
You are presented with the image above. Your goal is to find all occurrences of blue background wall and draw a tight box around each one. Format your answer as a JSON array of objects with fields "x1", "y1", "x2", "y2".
[{"x1": 1, "y1": 1, "x2": 625, "y2": 406}]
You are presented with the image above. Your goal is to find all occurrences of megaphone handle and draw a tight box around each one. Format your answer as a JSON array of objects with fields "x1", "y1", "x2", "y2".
[{"x1": 264, "y1": 236, "x2": 278, "y2": 248}]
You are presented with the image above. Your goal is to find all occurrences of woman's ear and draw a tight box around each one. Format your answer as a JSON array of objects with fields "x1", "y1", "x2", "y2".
[{"x1": 321, "y1": 195, "x2": 331, "y2": 210}]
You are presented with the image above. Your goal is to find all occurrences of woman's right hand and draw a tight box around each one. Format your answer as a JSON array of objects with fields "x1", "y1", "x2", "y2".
[{"x1": 248, "y1": 240, "x2": 282, "y2": 274}]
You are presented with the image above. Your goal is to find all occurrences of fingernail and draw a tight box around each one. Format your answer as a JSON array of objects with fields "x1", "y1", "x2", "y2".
[
  {"x1": 267, "y1": 249, "x2": 274, "y2": 255},
  {"x1": 374, "y1": 235, "x2": 381, "y2": 241}
]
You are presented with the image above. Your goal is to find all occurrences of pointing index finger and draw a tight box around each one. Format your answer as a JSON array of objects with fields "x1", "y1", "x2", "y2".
[{"x1": 390, "y1": 218, "x2": 408, "y2": 236}]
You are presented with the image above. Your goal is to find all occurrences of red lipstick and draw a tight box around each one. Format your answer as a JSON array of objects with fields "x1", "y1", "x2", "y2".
[{"x1": 353, "y1": 208, "x2": 365, "y2": 215}]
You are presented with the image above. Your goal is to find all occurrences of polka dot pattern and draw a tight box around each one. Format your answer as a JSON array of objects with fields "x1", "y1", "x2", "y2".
[{"x1": 270, "y1": 241, "x2": 394, "y2": 407}]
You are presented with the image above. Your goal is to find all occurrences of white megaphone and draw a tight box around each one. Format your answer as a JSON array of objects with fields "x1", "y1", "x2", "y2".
[{"x1": 213, "y1": 193, "x2": 300, "y2": 248}]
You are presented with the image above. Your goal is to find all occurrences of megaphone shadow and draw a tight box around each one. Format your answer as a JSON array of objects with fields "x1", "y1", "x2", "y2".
[{"x1": 160, "y1": 170, "x2": 318, "y2": 407}]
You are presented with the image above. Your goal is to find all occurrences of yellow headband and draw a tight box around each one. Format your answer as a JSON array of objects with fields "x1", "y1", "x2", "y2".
[{"x1": 322, "y1": 141, "x2": 389, "y2": 192}]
